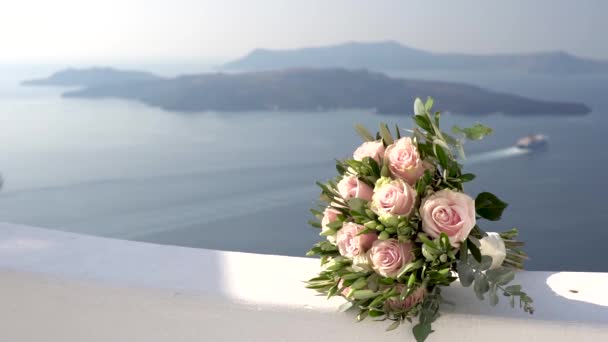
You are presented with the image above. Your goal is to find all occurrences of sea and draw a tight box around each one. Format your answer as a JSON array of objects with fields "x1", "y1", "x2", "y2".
[{"x1": 0, "y1": 64, "x2": 607, "y2": 271}]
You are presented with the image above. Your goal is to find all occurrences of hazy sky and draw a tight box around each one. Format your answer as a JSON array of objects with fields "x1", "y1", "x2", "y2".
[{"x1": 1, "y1": 0, "x2": 606, "y2": 64}]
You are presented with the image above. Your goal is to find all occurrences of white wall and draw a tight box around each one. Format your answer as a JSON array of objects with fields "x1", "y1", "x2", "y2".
[{"x1": 0, "y1": 222, "x2": 607, "y2": 341}]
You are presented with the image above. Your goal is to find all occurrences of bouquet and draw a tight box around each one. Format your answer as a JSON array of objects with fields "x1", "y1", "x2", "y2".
[{"x1": 306, "y1": 98, "x2": 533, "y2": 341}]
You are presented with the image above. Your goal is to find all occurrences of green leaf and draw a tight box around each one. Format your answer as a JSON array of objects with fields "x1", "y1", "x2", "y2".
[
  {"x1": 434, "y1": 144, "x2": 449, "y2": 170},
  {"x1": 386, "y1": 320, "x2": 401, "y2": 332},
  {"x1": 380, "y1": 163, "x2": 391, "y2": 178},
  {"x1": 457, "y1": 263, "x2": 474, "y2": 287},
  {"x1": 452, "y1": 123, "x2": 493, "y2": 141},
  {"x1": 397, "y1": 259, "x2": 424, "y2": 279},
  {"x1": 475, "y1": 192, "x2": 508, "y2": 221},
  {"x1": 356, "y1": 309, "x2": 368, "y2": 322},
  {"x1": 489, "y1": 288, "x2": 499, "y2": 306},
  {"x1": 378, "y1": 231, "x2": 390, "y2": 240},
  {"x1": 460, "y1": 173, "x2": 476, "y2": 182},
  {"x1": 379, "y1": 123, "x2": 394, "y2": 145},
  {"x1": 319, "y1": 228, "x2": 336, "y2": 236},
  {"x1": 326, "y1": 220, "x2": 343, "y2": 229},
  {"x1": 342, "y1": 272, "x2": 367, "y2": 280},
  {"x1": 413, "y1": 115, "x2": 432, "y2": 132},
  {"x1": 459, "y1": 239, "x2": 468, "y2": 262},
  {"x1": 413, "y1": 322, "x2": 433, "y2": 342},
  {"x1": 347, "y1": 198, "x2": 367, "y2": 213},
  {"x1": 368, "y1": 309, "x2": 385, "y2": 318},
  {"x1": 307, "y1": 220, "x2": 321, "y2": 228},
  {"x1": 338, "y1": 301, "x2": 354, "y2": 312},
  {"x1": 368, "y1": 295, "x2": 387, "y2": 308},
  {"x1": 505, "y1": 284, "x2": 522, "y2": 295},
  {"x1": 467, "y1": 238, "x2": 482, "y2": 263},
  {"x1": 364, "y1": 157, "x2": 381, "y2": 177},
  {"x1": 479, "y1": 256, "x2": 493, "y2": 271},
  {"x1": 414, "y1": 97, "x2": 425, "y2": 116},
  {"x1": 425, "y1": 97, "x2": 434, "y2": 112},
  {"x1": 354, "y1": 124, "x2": 375, "y2": 142},
  {"x1": 474, "y1": 276, "x2": 490, "y2": 300},
  {"x1": 395, "y1": 124, "x2": 402, "y2": 139},
  {"x1": 415, "y1": 170, "x2": 432, "y2": 196},
  {"x1": 353, "y1": 290, "x2": 379, "y2": 300},
  {"x1": 487, "y1": 268, "x2": 515, "y2": 286},
  {"x1": 407, "y1": 272, "x2": 417, "y2": 288},
  {"x1": 350, "y1": 277, "x2": 368, "y2": 290}
]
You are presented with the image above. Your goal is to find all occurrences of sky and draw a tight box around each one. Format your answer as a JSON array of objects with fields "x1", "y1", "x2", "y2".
[{"x1": 0, "y1": 0, "x2": 606, "y2": 64}]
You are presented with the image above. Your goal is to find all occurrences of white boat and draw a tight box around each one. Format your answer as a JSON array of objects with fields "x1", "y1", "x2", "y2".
[{"x1": 516, "y1": 134, "x2": 548, "y2": 149}]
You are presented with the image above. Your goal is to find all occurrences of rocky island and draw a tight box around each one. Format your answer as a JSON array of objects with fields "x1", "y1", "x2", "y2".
[
  {"x1": 23, "y1": 67, "x2": 591, "y2": 116},
  {"x1": 223, "y1": 41, "x2": 608, "y2": 74}
]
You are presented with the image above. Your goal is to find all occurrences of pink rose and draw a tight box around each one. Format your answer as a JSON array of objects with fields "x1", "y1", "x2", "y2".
[
  {"x1": 321, "y1": 207, "x2": 341, "y2": 244},
  {"x1": 371, "y1": 179, "x2": 416, "y2": 216},
  {"x1": 369, "y1": 239, "x2": 414, "y2": 278},
  {"x1": 353, "y1": 140, "x2": 385, "y2": 163},
  {"x1": 384, "y1": 137, "x2": 426, "y2": 185},
  {"x1": 337, "y1": 175, "x2": 373, "y2": 202},
  {"x1": 386, "y1": 286, "x2": 426, "y2": 311},
  {"x1": 336, "y1": 222, "x2": 377, "y2": 258},
  {"x1": 420, "y1": 189, "x2": 476, "y2": 247}
]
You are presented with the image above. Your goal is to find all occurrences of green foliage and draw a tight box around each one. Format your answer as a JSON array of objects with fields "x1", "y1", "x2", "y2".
[
  {"x1": 475, "y1": 192, "x2": 508, "y2": 221},
  {"x1": 354, "y1": 123, "x2": 375, "y2": 141},
  {"x1": 452, "y1": 123, "x2": 493, "y2": 141},
  {"x1": 413, "y1": 287, "x2": 441, "y2": 342},
  {"x1": 379, "y1": 122, "x2": 394, "y2": 145}
]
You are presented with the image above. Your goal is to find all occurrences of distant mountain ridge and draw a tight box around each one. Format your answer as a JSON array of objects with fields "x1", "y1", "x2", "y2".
[
  {"x1": 23, "y1": 67, "x2": 591, "y2": 116},
  {"x1": 22, "y1": 67, "x2": 161, "y2": 87},
  {"x1": 223, "y1": 41, "x2": 608, "y2": 74}
]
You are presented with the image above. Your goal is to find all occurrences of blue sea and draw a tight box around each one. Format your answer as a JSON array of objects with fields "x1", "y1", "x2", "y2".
[{"x1": 0, "y1": 65, "x2": 607, "y2": 271}]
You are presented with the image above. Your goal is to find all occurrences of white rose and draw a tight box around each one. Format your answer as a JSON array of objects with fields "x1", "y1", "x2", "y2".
[{"x1": 479, "y1": 232, "x2": 507, "y2": 270}]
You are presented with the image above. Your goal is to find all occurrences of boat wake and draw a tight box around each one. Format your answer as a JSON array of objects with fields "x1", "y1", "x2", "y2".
[{"x1": 465, "y1": 147, "x2": 530, "y2": 165}]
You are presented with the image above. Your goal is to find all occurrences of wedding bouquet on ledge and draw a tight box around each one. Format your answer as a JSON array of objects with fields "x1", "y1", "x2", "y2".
[{"x1": 306, "y1": 98, "x2": 534, "y2": 342}]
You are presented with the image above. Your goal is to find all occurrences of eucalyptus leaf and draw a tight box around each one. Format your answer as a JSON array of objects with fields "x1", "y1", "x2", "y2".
[
  {"x1": 487, "y1": 268, "x2": 515, "y2": 286},
  {"x1": 489, "y1": 290, "x2": 499, "y2": 306},
  {"x1": 457, "y1": 263, "x2": 474, "y2": 287},
  {"x1": 505, "y1": 284, "x2": 522, "y2": 295},
  {"x1": 479, "y1": 256, "x2": 493, "y2": 271},
  {"x1": 413, "y1": 322, "x2": 433, "y2": 342},
  {"x1": 474, "y1": 276, "x2": 490, "y2": 300}
]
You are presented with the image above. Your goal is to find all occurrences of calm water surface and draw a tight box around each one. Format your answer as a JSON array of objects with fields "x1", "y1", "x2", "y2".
[{"x1": 0, "y1": 66, "x2": 607, "y2": 271}]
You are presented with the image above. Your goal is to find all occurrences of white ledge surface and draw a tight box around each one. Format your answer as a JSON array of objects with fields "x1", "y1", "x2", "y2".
[{"x1": 0, "y1": 222, "x2": 607, "y2": 341}]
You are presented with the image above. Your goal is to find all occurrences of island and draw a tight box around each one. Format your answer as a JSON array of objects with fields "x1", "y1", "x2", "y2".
[
  {"x1": 223, "y1": 41, "x2": 608, "y2": 75},
  {"x1": 23, "y1": 67, "x2": 591, "y2": 116},
  {"x1": 22, "y1": 67, "x2": 161, "y2": 87}
]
